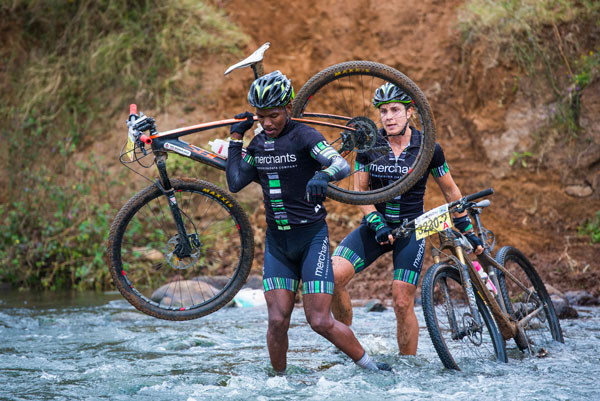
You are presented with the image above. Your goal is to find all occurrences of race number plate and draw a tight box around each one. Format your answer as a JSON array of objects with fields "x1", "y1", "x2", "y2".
[
  {"x1": 125, "y1": 132, "x2": 135, "y2": 161},
  {"x1": 415, "y1": 204, "x2": 452, "y2": 240}
]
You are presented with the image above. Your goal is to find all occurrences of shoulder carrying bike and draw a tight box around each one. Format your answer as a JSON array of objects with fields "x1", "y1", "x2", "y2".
[
  {"x1": 107, "y1": 43, "x2": 437, "y2": 320},
  {"x1": 393, "y1": 188, "x2": 564, "y2": 370}
]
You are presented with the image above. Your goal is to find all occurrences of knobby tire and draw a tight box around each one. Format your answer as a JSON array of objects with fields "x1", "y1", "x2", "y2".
[
  {"x1": 292, "y1": 61, "x2": 436, "y2": 205},
  {"x1": 422, "y1": 262, "x2": 507, "y2": 370},
  {"x1": 107, "y1": 178, "x2": 254, "y2": 320}
]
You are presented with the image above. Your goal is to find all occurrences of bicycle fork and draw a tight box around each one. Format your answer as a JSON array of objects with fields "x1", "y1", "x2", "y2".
[
  {"x1": 433, "y1": 241, "x2": 484, "y2": 341},
  {"x1": 454, "y1": 247, "x2": 485, "y2": 339},
  {"x1": 154, "y1": 152, "x2": 194, "y2": 259}
]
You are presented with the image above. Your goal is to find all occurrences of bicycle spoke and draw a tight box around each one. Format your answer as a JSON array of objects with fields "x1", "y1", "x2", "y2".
[
  {"x1": 292, "y1": 61, "x2": 436, "y2": 205},
  {"x1": 422, "y1": 263, "x2": 506, "y2": 370},
  {"x1": 108, "y1": 179, "x2": 254, "y2": 320},
  {"x1": 495, "y1": 246, "x2": 563, "y2": 354}
]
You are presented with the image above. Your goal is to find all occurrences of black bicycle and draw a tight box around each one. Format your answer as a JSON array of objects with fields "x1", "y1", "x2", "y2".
[
  {"x1": 107, "y1": 43, "x2": 438, "y2": 320},
  {"x1": 394, "y1": 189, "x2": 564, "y2": 369}
]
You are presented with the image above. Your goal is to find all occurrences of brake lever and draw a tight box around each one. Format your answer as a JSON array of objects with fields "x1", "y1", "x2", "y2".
[{"x1": 392, "y1": 218, "x2": 410, "y2": 239}]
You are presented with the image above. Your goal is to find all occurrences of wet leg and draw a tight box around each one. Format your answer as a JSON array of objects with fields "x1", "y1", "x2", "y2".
[
  {"x1": 264, "y1": 289, "x2": 296, "y2": 372},
  {"x1": 392, "y1": 280, "x2": 418, "y2": 355},
  {"x1": 303, "y1": 292, "x2": 364, "y2": 361},
  {"x1": 331, "y1": 256, "x2": 356, "y2": 326}
]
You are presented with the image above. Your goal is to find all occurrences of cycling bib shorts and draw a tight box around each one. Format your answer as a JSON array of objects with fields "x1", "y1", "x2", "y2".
[
  {"x1": 333, "y1": 220, "x2": 425, "y2": 286},
  {"x1": 263, "y1": 220, "x2": 334, "y2": 295}
]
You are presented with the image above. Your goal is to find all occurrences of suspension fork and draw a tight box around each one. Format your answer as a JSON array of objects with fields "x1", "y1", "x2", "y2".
[
  {"x1": 154, "y1": 152, "x2": 193, "y2": 258},
  {"x1": 433, "y1": 235, "x2": 484, "y2": 336},
  {"x1": 454, "y1": 247, "x2": 484, "y2": 329}
]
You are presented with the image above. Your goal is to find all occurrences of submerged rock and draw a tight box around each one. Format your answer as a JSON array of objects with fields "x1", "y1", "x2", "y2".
[
  {"x1": 545, "y1": 284, "x2": 579, "y2": 319},
  {"x1": 564, "y1": 290, "x2": 600, "y2": 306},
  {"x1": 364, "y1": 299, "x2": 387, "y2": 312},
  {"x1": 150, "y1": 279, "x2": 220, "y2": 306},
  {"x1": 551, "y1": 295, "x2": 579, "y2": 319}
]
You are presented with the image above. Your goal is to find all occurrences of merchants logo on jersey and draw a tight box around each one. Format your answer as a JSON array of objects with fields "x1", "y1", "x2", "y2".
[
  {"x1": 254, "y1": 153, "x2": 297, "y2": 165},
  {"x1": 370, "y1": 162, "x2": 410, "y2": 178}
]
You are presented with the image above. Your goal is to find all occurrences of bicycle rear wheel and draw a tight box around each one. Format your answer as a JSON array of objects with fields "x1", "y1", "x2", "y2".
[
  {"x1": 494, "y1": 246, "x2": 564, "y2": 353},
  {"x1": 291, "y1": 61, "x2": 436, "y2": 205},
  {"x1": 421, "y1": 262, "x2": 507, "y2": 370},
  {"x1": 107, "y1": 178, "x2": 254, "y2": 320}
]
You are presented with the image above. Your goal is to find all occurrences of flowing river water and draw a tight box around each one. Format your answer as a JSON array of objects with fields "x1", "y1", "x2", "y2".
[{"x1": 0, "y1": 290, "x2": 598, "y2": 401}]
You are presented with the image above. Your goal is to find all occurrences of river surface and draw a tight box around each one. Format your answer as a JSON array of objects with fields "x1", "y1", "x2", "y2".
[{"x1": 0, "y1": 290, "x2": 598, "y2": 401}]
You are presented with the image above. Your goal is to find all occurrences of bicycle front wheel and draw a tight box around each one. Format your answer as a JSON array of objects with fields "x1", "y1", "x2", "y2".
[
  {"x1": 292, "y1": 61, "x2": 436, "y2": 205},
  {"x1": 494, "y1": 246, "x2": 564, "y2": 353},
  {"x1": 421, "y1": 262, "x2": 507, "y2": 370},
  {"x1": 107, "y1": 178, "x2": 254, "y2": 320}
]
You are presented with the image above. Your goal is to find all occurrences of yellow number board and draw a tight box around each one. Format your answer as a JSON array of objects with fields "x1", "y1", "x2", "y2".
[
  {"x1": 125, "y1": 133, "x2": 135, "y2": 161},
  {"x1": 415, "y1": 204, "x2": 452, "y2": 240}
]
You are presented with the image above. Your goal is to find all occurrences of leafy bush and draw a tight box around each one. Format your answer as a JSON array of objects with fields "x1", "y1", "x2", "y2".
[
  {"x1": 0, "y1": 0, "x2": 248, "y2": 290},
  {"x1": 579, "y1": 211, "x2": 600, "y2": 244},
  {"x1": 0, "y1": 154, "x2": 118, "y2": 290},
  {"x1": 458, "y1": 0, "x2": 600, "y2": 138}
]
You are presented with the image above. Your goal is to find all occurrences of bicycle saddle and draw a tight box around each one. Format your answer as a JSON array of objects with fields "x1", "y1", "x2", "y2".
[{"x1": 224, "y1": 42, "x2": 271, "y2": 75}]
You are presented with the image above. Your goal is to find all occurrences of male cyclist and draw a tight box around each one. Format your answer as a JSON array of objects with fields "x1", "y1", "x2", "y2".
[
  {"x1": 331, "y1": 82, "x2": 483, "y2": 356},
  {"x1": 226, "y1": 70, "x2": 389, "y2": 373}
]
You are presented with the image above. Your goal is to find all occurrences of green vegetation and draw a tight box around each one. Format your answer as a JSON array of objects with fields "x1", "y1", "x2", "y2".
[
  {"x1": 0, "y1": 0, "x2": 248, "y2": 290},
  {"x1": 458, "y1": 0, "x2": 600, "y2": 141},
  {"x1": 579, "y1": 211, "x2": 600, "y2": 244},
  {"x1": 509, "y1": 151, "x2": 533, "y2": 168},
  {"x1": 0, "y1": 154, "x2": 117, "y2": 290}
]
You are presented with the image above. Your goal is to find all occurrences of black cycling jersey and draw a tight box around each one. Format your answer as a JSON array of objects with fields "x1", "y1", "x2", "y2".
[
  {"x1": 227, "y1": 120, "x2": 349, "y2": 230},
  {"x1": 356, "y1": 128, "x2": 448, "y2": 222}
]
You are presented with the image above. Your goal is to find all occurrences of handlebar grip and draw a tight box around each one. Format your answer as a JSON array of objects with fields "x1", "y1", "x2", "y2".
[
  {"x1": 129, "y1": 104, "x2": 137, "y2": 116},
  {"x1": 465, "y1": 188, "x2": 494, "y2": 202},
  {"x1": 140, "y1": 135, "x2": 152, "y2": 144}
]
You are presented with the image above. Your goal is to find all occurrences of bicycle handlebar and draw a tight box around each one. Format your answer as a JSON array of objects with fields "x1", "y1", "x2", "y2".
[
  {"x1": 447, "y1": 187, "x2": 494, "y2": 211},
  {"x1": 465, "y1": 188, "x2": 494, "y2": 203},
  {"x1": 392, "y1": 188, "x2": 494, "y2": 239}
]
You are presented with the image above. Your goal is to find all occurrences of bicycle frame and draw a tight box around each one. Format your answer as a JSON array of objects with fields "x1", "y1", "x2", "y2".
[
  {"x1": 432, "y1": 208, "x2": 544, "y2": 342},
  {"x1": 144, "y1": 116, "x2": 357, "y2": 169},
  {"x1": 125, "y1": 111, "x2": 358, "y2": 260}
]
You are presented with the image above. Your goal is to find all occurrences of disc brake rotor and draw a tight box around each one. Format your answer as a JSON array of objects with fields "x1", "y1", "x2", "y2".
[
  {"x1": 165, "y1": 234, "x2": 202, "y2": 270},
  {"x1": 462, "y1": 313, "x2": 483, "y2": 346},
  {"x1": 340, "y1": 116, "x2": 389, "y2": 154}
]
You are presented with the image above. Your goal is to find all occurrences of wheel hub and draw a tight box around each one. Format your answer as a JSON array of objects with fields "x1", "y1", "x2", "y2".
[
  {"x1": 341, "y1": 116, "x2": 388, "y2": 153},
  {"x1": 462, "y1": 313, "x2": 483, "y2": 346},
  {"x1": 165, "y1": 234, "x2": 202, "y2": 270}
]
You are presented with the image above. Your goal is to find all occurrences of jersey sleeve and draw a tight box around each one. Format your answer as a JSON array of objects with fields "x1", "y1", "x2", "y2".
[
  {"x1": 429, "y1": 143, "x2": 449, "y2": 178},
  {"x1": 309, "y1": 140, "x2": 350, "y2": 181},
  {"x1": 226, "y1": 140, "x2": 258, "y2": 192},
  {"x1": 303, "y1": 127, "x2": 350, "y2": 181}
]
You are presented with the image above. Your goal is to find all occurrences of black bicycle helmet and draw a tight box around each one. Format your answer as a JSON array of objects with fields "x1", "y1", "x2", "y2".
[
  {"x1": 247, "y1": 70, "x2": 295, "y2": 109},
  {"x1": 372, "y1": 82, "x2": 412, "y2": 108}
]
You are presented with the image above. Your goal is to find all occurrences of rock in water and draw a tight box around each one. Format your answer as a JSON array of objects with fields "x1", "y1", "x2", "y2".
[
  {"x1": 365, "y1": 299, "x2": 387, "y2": 312},
  {"x1": 233, "y1": 288, "x2": 266, "y2": 307}
]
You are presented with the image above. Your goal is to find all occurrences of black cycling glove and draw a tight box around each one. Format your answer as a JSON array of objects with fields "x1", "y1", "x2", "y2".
[
  {"x1": 366, "y1": 211, "x2": 393, "y2": 244},
  {"x1": 230, "y1": 112, "x2": 254, "y2": 136},
  {"x1": 453, "y1": 215, "x2": 483, "y2": 250},
  {"x1": 464, "y1": 232, "x2": 483, "y2": 250},
  {"x1": 305, "y1": 171, "x2": 331, "y2": 204}
]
